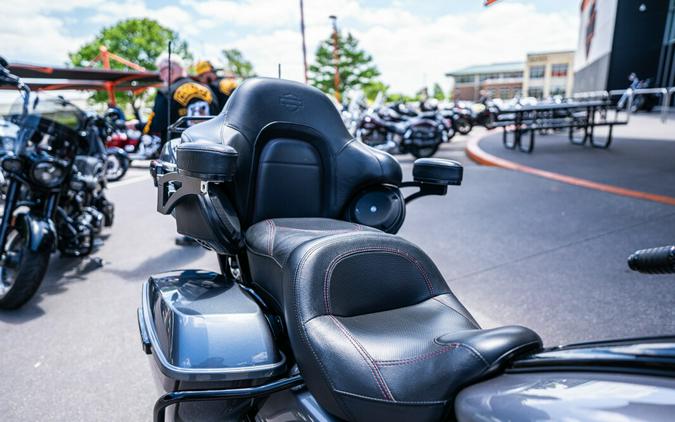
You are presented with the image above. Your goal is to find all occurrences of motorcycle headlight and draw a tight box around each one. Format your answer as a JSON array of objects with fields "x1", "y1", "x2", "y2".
[
  {"x1": 31, "y1": 161, "x2": 66, "y2": 188},
  {"x1": 1, "y1": 156, "x2": 23, "y2": 173}
]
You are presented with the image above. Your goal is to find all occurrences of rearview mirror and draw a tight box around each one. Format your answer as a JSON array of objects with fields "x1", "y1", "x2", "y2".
[
  {"x1": 0, "y1": 56, "x2": 8, "y2": 68},
  {"x1": 413, "y1": 158, "x2": 463, "y2": 186}
]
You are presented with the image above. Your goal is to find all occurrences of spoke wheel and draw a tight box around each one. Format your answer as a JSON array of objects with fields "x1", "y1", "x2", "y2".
[
  {"x1": 105, "y1": 154, "x2": 129, "y2": 182},
  {"x1": 0, "y1": 227, "x2": 51, "y2": 309},
  {"x1": 0, "y1": 230, "x2": 24, "y2": 299}
]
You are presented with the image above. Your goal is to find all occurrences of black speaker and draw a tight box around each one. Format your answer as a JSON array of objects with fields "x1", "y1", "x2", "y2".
[{"x1": 347, "y1": 186, "x2": 405, "y2": 233}]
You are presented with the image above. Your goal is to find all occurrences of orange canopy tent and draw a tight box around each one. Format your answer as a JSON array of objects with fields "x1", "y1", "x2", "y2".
[{"x1": 3, "y1": 47, "x2": 161, "y2": 105}]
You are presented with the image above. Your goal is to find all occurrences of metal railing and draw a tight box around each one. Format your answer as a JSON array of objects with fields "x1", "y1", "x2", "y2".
[{"x1": 574, "y1": 86, "x2": 674, "y2": 123}]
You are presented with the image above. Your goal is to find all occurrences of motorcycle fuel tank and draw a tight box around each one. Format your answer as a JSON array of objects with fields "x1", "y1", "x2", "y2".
[{"x1": 456, "y1": 371, "x2": 675, "y2": 421}]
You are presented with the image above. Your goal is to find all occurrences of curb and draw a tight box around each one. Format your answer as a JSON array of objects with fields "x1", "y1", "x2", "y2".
[{"x1": 465, "y1": 135, "x2": 675, "y2": 207}]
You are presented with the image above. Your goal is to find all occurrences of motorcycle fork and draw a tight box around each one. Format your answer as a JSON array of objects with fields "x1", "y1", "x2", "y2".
[{"x1": 0, "y1": 179, "x2": 20, "y2": 256}]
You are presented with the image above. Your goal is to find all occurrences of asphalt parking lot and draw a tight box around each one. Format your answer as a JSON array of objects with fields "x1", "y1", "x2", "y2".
[{"x1": 1, "y1": 131, "x2": 674, "y2": 421}]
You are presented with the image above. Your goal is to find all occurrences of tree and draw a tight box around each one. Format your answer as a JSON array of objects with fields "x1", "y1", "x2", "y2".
[
  {"x1": 221, "y1": 49, "x2": 256, "y2": 78},
  {"x1": 386, "y1": 92, "x2": 420, "y2": 103},
  {"x1": 69, "y1": 18, "x2": 191, "y2": 106},
  {"x1": 432, "y1": 83, "x2": 446, "y2": 101},
  {"x1": 308, "y1": 32, "x2": 382, "y2": 100},
  {"x1": 363, "y1": 81, "x2": 389, "y2": 101}
]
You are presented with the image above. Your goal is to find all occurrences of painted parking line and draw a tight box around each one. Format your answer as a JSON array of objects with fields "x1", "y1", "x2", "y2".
[{"x1": 465, "y1": 135, "x2": 675, "y2": 207}]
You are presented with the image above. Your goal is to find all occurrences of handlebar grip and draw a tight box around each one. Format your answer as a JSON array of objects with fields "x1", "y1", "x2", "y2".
[{"x1": 627, "y1": 246, "x2": 675, "y2": 274}]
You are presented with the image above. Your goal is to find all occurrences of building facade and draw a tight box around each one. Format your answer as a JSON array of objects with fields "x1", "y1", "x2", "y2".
[
  {"x1": 574, "y1": 0, "x2": 670, "y2": 93},
  {"x1": 657, "y1": 0, "x2": 675, "y2": 87},
  {"x1": 522, "y1": 51, "x2": 575, "y2": 99},
  {"x1": 446, "y1": 62, "x2": 523, "y2": 101}
]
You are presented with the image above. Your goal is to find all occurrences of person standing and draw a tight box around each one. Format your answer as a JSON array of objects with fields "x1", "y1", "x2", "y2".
[
  {"x1": 140, "y1": 55, "x2": 217, "y2": 143},
  {"x1": 193, "y1": 60, "x2": 238, "y2": 113}
]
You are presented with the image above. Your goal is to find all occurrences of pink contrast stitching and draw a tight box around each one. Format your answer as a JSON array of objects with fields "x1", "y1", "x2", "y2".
[
  {"x1": 323, "y1": 246, "x2": 433, "y2": 314},
  {"x1": 329, "y1": 315, "x2": 394, "y2": 401},
  {"x1": 376, "y1": 344, "x2": 459, "y2": 367}
]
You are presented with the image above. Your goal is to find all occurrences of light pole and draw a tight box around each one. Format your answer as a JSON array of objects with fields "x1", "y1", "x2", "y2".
[
  {"x1": 299, "y1": 0, "x2": 308, "y2": 83},
  {"x1": 329, "y1": 15, "x2": 341, "y2": 102}
]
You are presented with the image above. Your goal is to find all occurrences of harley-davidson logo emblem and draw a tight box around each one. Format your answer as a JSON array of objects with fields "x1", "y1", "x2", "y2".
[
  {"x1": 585, "y1": 1, "x2": 596, "y2": 58},
  {"x1": 279, "y1": 93, "x2": 303, "y2": 112}
]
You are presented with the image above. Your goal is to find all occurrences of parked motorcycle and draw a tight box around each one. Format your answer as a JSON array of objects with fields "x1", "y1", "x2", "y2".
[
  {"x1": 139, "y1": 78, "x2": 675, "y2": 422},
  {"x1": 105, "y1": 111, "x2": 163, "y2": 173},
  {"x1": 469, "y1": 100, "x2": 500, "y2": 129},
  {"x1": 443, "y1": 105, "x2": 473, "y2": 135},
  {"x1": 356, "y1": 102, "x2": 444, "y2": 158},
  {"x1": 617, "y1": 75, "x2": 659, "y2": 113},
  {"x1": 0, "y1": 59, "x2": 114, "y2": 308}
]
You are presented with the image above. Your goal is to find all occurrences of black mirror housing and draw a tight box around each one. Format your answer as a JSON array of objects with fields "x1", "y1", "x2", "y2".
[
  {"x1": 176, "y1": 141, "x2": 238, "y2": 182},
  {"x1": 413, "y1": 158, "x2": 463, "y2": 186}
]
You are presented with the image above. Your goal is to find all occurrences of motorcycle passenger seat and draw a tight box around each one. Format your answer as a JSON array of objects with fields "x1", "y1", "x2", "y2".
[
  {"x1": 282, "y1": 231, "x2": 542, "y2": 422},
  {"x1": 245, "y1": 218, "x2": 380, "y2": 312}
]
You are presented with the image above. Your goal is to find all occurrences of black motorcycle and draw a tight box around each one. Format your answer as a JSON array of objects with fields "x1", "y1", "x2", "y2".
[
  {"x1": 140, "y1": 78, "x2": 675, "y2": 422},
  {"x1": 356, "y1": 104, "x2": 444, "y2": 158},
  {"x1": 0, "y1": 59, "x2": 113, "y2": 308},
  {"x1": 469, "y1": 100, "x2": 500, "y2": 129},
  {"x1": 442, "y1": 105, "x2": 473, "y2": 135}
]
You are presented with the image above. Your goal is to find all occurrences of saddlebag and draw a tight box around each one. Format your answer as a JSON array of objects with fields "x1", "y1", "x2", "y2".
[{"x1": 138, "y1": 270, "x2": 285, "y2": 421}]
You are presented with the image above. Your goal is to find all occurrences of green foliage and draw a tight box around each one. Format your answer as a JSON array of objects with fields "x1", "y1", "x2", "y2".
[
  {"x1": 221, "y1": 49, "x2": 256, "y2": 78},
  {"x1": 432, "y1": 83, "x2": 445, "y2": 101},
  {"x1": 386, "y1": 92, "x2": 420, "y2": 103},
  {"x1": 363, "y1": 81, "x2": 389, "y2": 101},
  {"x1": 69, "y1": 18, "x2": 191, "y2": 106},
  {"x1": 308, "y1": 32, "x2": 382, "y2": 99}
]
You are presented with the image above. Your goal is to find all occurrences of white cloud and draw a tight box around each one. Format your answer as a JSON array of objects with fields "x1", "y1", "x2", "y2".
[
  {"x1": 186, "y1": 0, "x2": 579, "y2": 93},
  {"x1": 0, "y1": 0, "x2": 100, "y2": 64},
  {"x1": 0, "y1": 0, "x2": 579, "y2": 94}
]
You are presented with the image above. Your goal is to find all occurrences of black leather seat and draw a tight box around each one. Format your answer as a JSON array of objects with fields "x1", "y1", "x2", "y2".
[
  {"x1": 245, "y1": 218, "x2": 379, "y2": 312},
  {"x1": 280, "y1": 230, "x2": 542, "y2": 422}
]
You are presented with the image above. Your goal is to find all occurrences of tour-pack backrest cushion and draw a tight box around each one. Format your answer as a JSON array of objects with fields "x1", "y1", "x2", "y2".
[{"x1": 182, "y1": 78, "x2": 403, "y2": 229}]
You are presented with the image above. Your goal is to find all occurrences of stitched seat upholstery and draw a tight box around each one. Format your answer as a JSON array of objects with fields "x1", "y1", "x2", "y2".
[
  {"x1": 245, "y1": 218, "x2": 379, "y2": 312},
  {"x1": 280, "y1": 230, "x2": 542, "y2": 422}
]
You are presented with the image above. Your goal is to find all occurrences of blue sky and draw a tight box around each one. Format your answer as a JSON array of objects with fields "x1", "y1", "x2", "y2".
[{"x1": 2, "y1": 0, "x2": 580, "y2": 94}]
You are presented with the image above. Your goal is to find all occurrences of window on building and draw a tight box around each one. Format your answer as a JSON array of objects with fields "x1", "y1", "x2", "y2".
[
  {"x1": 503, "y1": 72, "x2": 523, "y2": 79},
  {"x1": 454, "y1": 75, "x2": 475, "y2": 84},
  {"x1": 499, "y1": 87, "x2": 510, "y2": 99},
  {"x1": 551, "y1": 63, "x2": 568, "y2": 78},
  {"x1": 529, "y1": 65, "x2": 545, "y2": 79},
  {"x1": 528, "y1": 87, "x2": 543, "y2": 99}
]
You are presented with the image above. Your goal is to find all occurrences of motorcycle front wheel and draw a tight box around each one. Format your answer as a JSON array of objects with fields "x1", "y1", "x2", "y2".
[
  {"x1": 455, "y1": 117, "x2": 473, "y2": 135},
  {"x1": 409, "y1": 144, "x2": 439, "y2": 158},
  {"x1": 0, "y1": 228, "x2": 50, "y2": 309},
  {"x1": 105, "y1": 153, "x2": 130, "y2": 182}
]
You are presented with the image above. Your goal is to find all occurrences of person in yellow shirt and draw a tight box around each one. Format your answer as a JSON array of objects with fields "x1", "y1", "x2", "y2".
[
  {"x1": 194, "y1": 60, "x2": 238, "y2": 113},
  {"x1": 142, "y1": 55, "x2": 217, "y2": 143}
]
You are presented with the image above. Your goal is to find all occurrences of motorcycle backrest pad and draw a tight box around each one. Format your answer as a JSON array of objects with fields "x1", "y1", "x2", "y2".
[
  {"x1": 180, "y1": 78, "x2": 404, "y2": 230},
  {"x1": 176, "y1": 141, "x2": 237, "y2": 181}
]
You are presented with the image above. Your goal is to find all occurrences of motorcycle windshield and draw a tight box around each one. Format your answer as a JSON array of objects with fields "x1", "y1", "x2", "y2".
[{"x1": 2, "y1": 95, "x2": 85, "y2": 157}]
